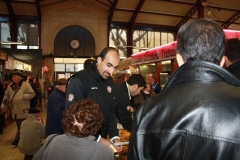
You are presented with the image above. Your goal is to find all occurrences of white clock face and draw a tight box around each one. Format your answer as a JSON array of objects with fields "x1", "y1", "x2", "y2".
[{"x1": 70, "y1": 39, "x2": 80, "y2": 49}]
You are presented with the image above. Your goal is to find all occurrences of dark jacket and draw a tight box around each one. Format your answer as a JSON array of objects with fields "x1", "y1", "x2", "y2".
[
  {"x1": 113, "y1": 82, "x2": 133, "y2": 132},
  {"x1": 45, "y1": 88, "x2": 65, "y2": 138},
  {"x1": 151, "y1": 81, "x2": 161, "y2": 94},
  {"x1": 227, "y1": 60, "x2": 240, "y2": 80},
  {"x1": 133, "y1": 90, "x2": 156, "y2": 109},
  {"x1": 65, "y1": 63, "x2": 118, "y2": 139},
  {"x1": 128, "y1": 60, "x2": 240, "y2": 160}
]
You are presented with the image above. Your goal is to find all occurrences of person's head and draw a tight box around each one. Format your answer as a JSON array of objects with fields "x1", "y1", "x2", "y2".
[
  {"x1": 62, "y1": 99, "x2": 103, "y2": 138},
  {"x1": 176, "y1": 18, "x2": 225, "y2": 67},
  {"x1": 127, "y1": 74, "x2": 146, "y2": 96},
  {"x1": 146, "y1": 73, "x2": 156, "y2": 84},
  {"x1": 143, "y1": 82, "x2": 151, "y2": 93},
  {"x1": 57, "y1": 78, "x2": 67, "y2": 93},
  {"x1": 12, "y1": 71, "x2": 22, "y2": 84},
  {"x1": 29, "y1": 78, "x2": 34, "y2": 84},
  {"x1": 97, "y1": 47, "x2": 120, "y2": 79},
  {"x1": 224, "y1": 38, "x2": 240, "y2": 67},
  {"x1": 84, "y1": 58, "x2": 95, "y2": 69},
  {"x1": 124, "y1": 74, "x2": 130, "y2": 82}
]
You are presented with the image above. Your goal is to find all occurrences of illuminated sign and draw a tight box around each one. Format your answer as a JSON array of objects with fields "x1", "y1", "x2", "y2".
[
  {"x1": 132, "y1": 41, "x2": 177, "y2": 65},
  {"x1": 132, "y1": 29, "x2": 240, "y2": 65}
]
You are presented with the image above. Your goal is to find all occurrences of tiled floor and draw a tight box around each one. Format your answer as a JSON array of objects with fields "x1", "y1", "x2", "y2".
[{"x1": 0, "y1": 100, "x2": 47, "y2": 160}]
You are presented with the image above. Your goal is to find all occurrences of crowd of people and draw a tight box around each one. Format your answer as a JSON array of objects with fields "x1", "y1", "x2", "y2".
[{"x1": 0, "y1": 18, "x2": 240, "y2": 160}]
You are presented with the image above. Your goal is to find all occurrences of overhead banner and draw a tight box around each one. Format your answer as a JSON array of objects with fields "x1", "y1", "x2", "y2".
[{"x1": 132, "y1": 41, "x2": 177, "y2": 65}]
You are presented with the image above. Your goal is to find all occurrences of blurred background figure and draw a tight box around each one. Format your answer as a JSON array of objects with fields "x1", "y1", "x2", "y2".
[
  {"x1": 134, "y1": 81, "x2": 156, "y2": 110},
  {"x1": 1, "y1": 71, "x2": 35, "y2": 146},
  {"x1": 114, "y1": 74, "x2": 146, "y2": 132},
  {"x1": 33, "y1": 99, "x2": 114, "y2": 160},
  {"x1": 18, "y1": 108, "x2": 45, "y2": 160},
  {"x1": 83, "y1": 57, "x2": 95, "y2": 70},
  {"x1": 45, "y1": 78, "x2": 67, "y2": 138},
  {"x1": 29, "y1": 79, "x2": 37, "y2": 109},
  {"x1": 0, "y1": 81, "x2": 4, "y2": 135},
  {"x1": 146, "y1": 72, "x2": 162, "y2": 94},
  {"x1": 224, "y1": 38, "x2": 240, "y2": 80}
]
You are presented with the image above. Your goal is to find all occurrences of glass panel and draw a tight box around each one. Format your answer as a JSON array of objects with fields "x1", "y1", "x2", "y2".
[
  {"x1": 148, "y1": 31, "x2": 154, "y2": 49},
  {"x1": 132, "y1": 48, "x2": 139, "y2": 54},
  {"x1": 139, "y1": 31, "x2": 147, "y2": 47},
  {"x1": 55, "y1": 64, "x2": 65, "y2": 71},
  {"x1": 167, "y1": 33, "x2": 174, "y2": 43},
  {"x1": 155, "y1": 32, "x2": 160, "y2": 47},
  {"x1": 133, "y1": 30, "x2": 139, "y2": 47},
  {"x1": 66, "y1": 64, "x2": 74, "y2": 72},
  {"x1": 18, "y1": 23, "x2": 28, "y2": 45},
  {"x1": 29, "y1": 24, "x2": 39, "y2": 46},
  {"x1": 29, "y1": 46, "x2": 39, "y2": 49},
  {"x1": 17, "y1": 45, "x2": 28, "y2": 49},
  {"x1": 1, "y1": 23, "x2": 11, "y2": 48},
  {"x1": 109, "y1": 28, "x2": 127, "y2": 57},
  {"x1": 65, "y1": 73, "x2": 71, "y2": 79},
  {"x1": 57, "y1": 73, "x2": 65, "y2": 79},
  {"x1": 75, "y1": 64, "x2": 84, "y2": 71},
  {"x1": 161, "y1": 32, "x2": 168, "y2": 45},
  {"x1": 1, "y1": 23, "x2": 10, "y2": 42}
]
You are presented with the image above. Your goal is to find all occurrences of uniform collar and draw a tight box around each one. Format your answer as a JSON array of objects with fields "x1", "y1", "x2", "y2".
[{"x1": 125, "y1": 82, "x2": 131, "y2": 100}]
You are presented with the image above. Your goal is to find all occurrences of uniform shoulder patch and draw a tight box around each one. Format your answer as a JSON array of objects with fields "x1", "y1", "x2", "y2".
[{"x1": 68, "y1": 94, "x2": 74, "y2": 102}]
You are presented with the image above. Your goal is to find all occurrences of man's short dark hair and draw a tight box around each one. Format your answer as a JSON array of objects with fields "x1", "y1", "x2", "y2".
[
  {"x1": 99, "y1": 47, "x2": 119, "y2": 61},
  {"x1": 177, "y1": 18, "x2": 225, "y2": 65},
  {"x1": 127, "y1": 74, "x2": 146, "y2": 88},
  {"x1": 225, "y1": 38, "x2": 240, "y2": 63}
]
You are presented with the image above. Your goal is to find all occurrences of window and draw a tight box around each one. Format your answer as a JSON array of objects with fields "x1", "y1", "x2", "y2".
[
  {"x1": 109, "y1": 27, "x2": 174, "y2": 55},
  {"x1": 0, "y1": 23, "x2": 11, "y2": 48},
  {"x1": 109, "y1": 28, "x2": 127, "y2": 57},
  {"x1": 0, "y1": 22, "x2": 39, "y2": 49}
]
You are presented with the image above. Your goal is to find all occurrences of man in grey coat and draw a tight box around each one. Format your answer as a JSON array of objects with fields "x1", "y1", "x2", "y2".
[{"x1": 1, "y1": 72, "x2": 35, "y2": 146}]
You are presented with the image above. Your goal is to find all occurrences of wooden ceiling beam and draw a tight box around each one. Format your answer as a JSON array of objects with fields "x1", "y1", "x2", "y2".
[
  {"x1": 116, "y1": 8, "x2": 184, "y2": 18},
  {"x1": 176, "y1": 1, "x2": 200, "y2": 29},
  {"x1": 222, "y1": 11, "x2": 240, "y2": 29},
  {"x1": 36, "y1": 0, "x2": 41, "y2": 47},
  {"x1": 107, "y1": 0, "x2": 118, "y2": 46},
  {"x1": 129, "y1": 0, "x2": 145, "y2": 27}
]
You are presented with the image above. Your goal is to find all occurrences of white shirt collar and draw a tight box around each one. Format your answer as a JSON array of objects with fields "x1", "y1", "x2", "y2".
[{"x1": 126, "y1": 82, "x2": 131, "y2": 100}]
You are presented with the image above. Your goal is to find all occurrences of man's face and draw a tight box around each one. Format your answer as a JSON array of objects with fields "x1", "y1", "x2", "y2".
[
  {"x1": 12, "y1": 75, "x2": 21, "y2": 83},
  {"x1": 146, "y1": 74, "x2": 154, "y2": 83},
  {"x1": 130, "y1": 84, "x2": 144, "y2": 97},
  {"x1": 144, "y1": 83, "x2": 151, "y2": 92},
  {"x1": 58, "y1": 85, "x2": 66, "y2": 93},
  {"x1": 97, "y1": 50, "x2": 120, "y2": 79}
]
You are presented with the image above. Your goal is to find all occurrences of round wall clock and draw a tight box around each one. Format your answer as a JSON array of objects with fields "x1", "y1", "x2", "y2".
[{"x1": 70, "y1": 39, "x2": 80, "y2": 49}]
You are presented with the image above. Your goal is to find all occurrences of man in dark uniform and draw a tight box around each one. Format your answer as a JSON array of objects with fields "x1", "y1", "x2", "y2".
[{"x1": 65, "y1": 47, "x2": 122, "y2": 151}]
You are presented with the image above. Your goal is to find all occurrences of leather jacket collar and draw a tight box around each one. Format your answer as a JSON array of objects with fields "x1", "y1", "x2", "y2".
[{"x1": 164, "y1": 60, "x2": 240, "y2": 90}]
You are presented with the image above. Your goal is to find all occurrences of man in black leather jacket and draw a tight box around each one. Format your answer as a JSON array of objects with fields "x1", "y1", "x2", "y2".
[{"x1": 128, "y1": 19, "x2": 240, "y2": 160}]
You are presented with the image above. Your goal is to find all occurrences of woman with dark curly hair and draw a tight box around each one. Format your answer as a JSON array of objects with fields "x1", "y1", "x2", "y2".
[{"x1": 33, "y1": 99, "x2": 114, "y2": 160}]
